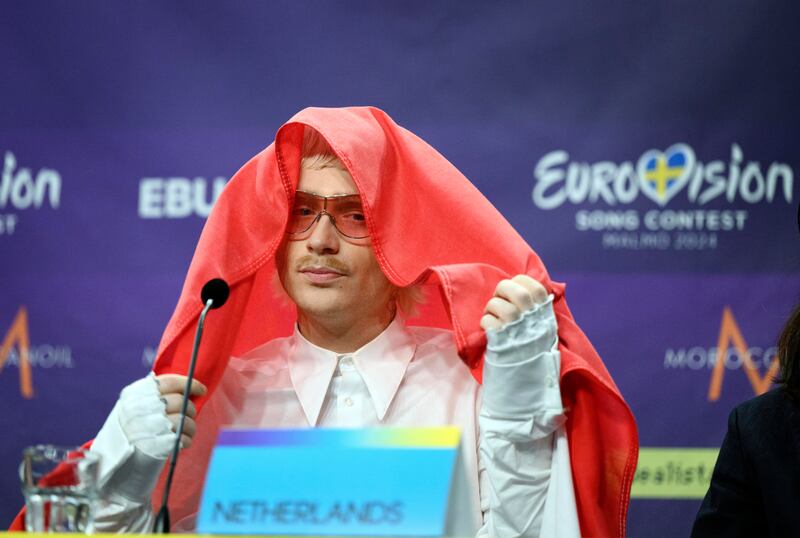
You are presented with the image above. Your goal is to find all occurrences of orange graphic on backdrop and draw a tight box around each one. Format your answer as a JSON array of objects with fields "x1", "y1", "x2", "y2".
[
  {"x1": 707, "y1": 306, "x2": 778, "y2": 401},
  {"x1": 0, "y1": 306, "x2": 34, "y2": 398}
]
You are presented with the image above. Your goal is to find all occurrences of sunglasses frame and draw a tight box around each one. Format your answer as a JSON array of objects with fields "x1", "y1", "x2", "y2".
[{"x1": 286, "y1": 190, "x2": 370, "y2": 240}]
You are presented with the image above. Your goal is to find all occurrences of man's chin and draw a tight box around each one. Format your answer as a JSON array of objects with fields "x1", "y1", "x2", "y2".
[{"x1": 293, "y1": 290, "x2": 350, "y2": 315}]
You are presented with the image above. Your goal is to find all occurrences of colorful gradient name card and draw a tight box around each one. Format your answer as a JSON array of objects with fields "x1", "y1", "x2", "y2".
[{"x1": 196, "y1": 427, "x2": 476, "y2": 536}]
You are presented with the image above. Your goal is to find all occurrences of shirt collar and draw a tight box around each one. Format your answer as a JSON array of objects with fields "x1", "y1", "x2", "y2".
[{"x1": 287, "y1": 315, "x2": 417, "y2": 425}]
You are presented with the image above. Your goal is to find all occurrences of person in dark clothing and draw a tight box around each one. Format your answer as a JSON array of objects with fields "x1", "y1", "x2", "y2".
[{"x1": 691, "y1": 304, "x2": 800, "y2": 537}]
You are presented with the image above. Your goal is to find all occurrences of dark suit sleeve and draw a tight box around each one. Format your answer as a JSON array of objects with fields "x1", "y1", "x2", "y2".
[{"x1": 691, "y1": 406, "x2": 766, "y2": 538}]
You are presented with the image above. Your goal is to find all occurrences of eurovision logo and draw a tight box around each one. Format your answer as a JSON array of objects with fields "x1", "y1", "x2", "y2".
[
  {"x1": 531, "y1": 143, "x2": 794, "y2": 251},
  {"x1": 533, "y1": 143, "x2": 792, "y2": 209},
  {"x1": 0, "y1": 151, "x2": 61, "y2": 236}
]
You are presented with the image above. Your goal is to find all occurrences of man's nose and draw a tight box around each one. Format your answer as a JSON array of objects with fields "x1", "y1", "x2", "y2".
[{"x1": 306, "y1": 213, "x2": 340, "y2": 254}]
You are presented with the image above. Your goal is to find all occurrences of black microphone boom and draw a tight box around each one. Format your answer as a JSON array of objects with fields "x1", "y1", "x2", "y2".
[{"x1": 153, "y1": 278, "x2": 230, "y2": 533}]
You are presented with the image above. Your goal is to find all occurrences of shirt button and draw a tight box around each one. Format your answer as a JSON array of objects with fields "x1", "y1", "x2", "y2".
[
  {"x1": 546, "y1": 376, "x2": 556, "y2": 387},
  {"x1": 343, "y1": 397, "x2": 354, "y2": 407}
]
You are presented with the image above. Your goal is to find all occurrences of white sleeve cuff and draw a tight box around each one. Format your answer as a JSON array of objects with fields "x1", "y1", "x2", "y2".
[
  {"x1": 90, "y1": 400, "x2": 168, "y2": 502},
  {"x1": 485, "y1": 294, "x2": 557, "y2": 364},
  {"x1": 481, "y1": 295, "x2": 564, "y2": 438},
  {"x1": 90, "y1": 400, "x2": 135, "y2": 490}
]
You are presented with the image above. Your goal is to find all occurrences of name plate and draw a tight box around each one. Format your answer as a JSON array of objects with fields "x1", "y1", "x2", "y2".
[{"x1": 197, "y1": 427, "x2": 475, "y2": 536}]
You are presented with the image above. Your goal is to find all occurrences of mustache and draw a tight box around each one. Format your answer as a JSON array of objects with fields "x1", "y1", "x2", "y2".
[{"x1": 295, "y1": 255, "x2": 350, "y2": 274}]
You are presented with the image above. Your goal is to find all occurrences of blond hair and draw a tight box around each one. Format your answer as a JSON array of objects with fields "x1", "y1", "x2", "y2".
[
  {"x1": 395, "y1": 285, "x2": 425, "y2": 317},
  {"x1": 301, "y1": 127, "x2": 347, "y2": 171}
]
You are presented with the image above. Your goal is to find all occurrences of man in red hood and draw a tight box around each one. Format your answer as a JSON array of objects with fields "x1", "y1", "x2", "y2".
[{"x1": 12, "y1": 107, "x2": 638, "y2": 537}]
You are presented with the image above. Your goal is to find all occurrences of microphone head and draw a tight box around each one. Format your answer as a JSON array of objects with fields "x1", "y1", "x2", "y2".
[{"x1": 200, "y1": 278, "x2": 230, "y2": 309}]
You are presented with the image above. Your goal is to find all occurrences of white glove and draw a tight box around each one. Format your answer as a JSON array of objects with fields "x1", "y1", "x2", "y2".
[
  {"x1": 90, "y1": 373, "x2": 207, "y2": 501},
  {"x1": 117, "y1": 373, "x2": 177, "y2": 459}
]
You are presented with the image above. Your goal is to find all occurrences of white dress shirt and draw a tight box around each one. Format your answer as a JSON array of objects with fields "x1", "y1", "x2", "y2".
[{"x1": 90, "y1": 297, "x2": 580, "y2": 537}]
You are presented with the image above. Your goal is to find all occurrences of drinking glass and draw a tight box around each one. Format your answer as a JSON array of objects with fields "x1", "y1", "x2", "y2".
[{"x1": 20, "y1": 445, "x2": 100, "y2": 533}]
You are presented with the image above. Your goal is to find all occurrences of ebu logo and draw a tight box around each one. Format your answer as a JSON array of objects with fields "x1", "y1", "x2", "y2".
[
  {"x1": 0, "y1": 151, "x2": 61, "y2": 236},
  {"x1": 138, "y1": 177, "x2": 227, "y2": 219}
]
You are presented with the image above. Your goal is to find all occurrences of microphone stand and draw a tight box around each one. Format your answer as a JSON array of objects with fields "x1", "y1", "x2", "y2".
[{"x1": 152, "y1": 298, "x2": 214, "y2": 533}]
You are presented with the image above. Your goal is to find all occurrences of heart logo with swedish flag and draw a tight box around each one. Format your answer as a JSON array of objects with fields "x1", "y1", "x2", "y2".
[{"x1": 636, "y1": 144, "x2": 695, "y2": 206}]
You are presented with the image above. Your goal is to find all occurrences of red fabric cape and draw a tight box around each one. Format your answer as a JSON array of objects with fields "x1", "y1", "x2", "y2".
[{"x1": 11, "y1": 106, "x2": 638, "y2": 536}]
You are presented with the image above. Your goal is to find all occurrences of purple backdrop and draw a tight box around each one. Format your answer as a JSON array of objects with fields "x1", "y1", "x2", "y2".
[{"x1": 2, "y1": 2, "x2": 799, "y2": 535}]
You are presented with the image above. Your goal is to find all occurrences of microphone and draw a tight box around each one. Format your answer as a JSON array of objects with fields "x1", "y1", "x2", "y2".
[
  {"x1": 153, "y1": 278, "x2": 230, "y2": 533},
  {"x1": 201, "y1": 278, "x2": 230, "y2": 309}
]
